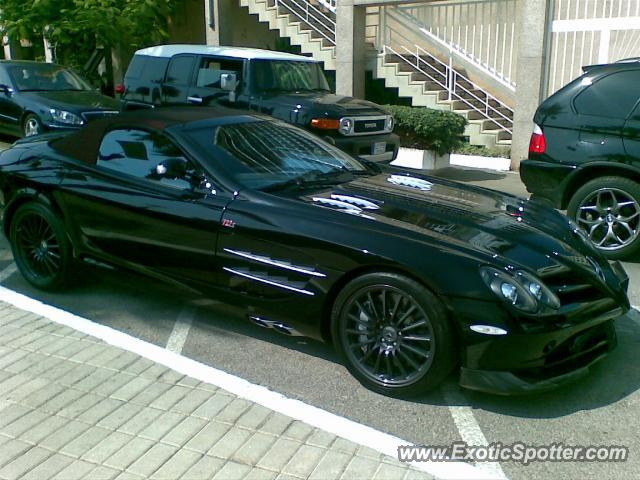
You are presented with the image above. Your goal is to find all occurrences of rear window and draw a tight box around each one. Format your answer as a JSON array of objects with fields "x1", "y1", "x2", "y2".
[
  {"x1": 125, "y1": 55, "x2": 169, "y2": 84},
  {"x1": 574, "y1": 69, "x2": 640, "y2": 119}
]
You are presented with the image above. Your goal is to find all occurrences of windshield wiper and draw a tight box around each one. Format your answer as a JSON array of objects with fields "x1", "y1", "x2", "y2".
[{"x1": 263, "y1": 168, "x2": 355, "y2": 192}]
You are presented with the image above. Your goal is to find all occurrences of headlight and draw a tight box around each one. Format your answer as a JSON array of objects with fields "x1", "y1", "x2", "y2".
[
  {"x1": 514, "y1": 270, "x2": 561, "y2": 309},
  {"x1": 480, "y1": 266, "x2": 560, "y2": 313},
  {"x1": 339, "y1": 118, "x2": 353, "y2": 135},
  {"x1": 49, "y1": 109, "x2": 84, "y2": 126},
  {"x1": 385, "y1": 115, "x2": 394, "y2": 131}
]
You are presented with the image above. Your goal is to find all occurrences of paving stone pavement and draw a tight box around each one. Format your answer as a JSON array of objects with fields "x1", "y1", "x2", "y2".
[{"x1": 0, "y1": 301, "x2": 435, "y2": 480}]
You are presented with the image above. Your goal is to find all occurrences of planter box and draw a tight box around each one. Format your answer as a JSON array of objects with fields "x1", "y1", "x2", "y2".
[{"x1": 391, "y1": 147, "x2": 450, "y2": 170}]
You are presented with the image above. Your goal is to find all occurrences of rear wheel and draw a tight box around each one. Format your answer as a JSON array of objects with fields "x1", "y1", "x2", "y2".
[
  {"x1": 567, "y1": 176, "x2": 640, "y2": 259},
  {"x1": 9, "y1": 202, "x2": 73, "y2": 290},
  {"x1": 331, "y1": 272, "x2": 456, "y2": 397},
  {"x1": 22, "y1": 114, "x2": 42, "y2": 137}
]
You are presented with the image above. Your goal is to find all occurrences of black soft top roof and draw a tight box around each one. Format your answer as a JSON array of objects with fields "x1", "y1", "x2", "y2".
[{"x1": 52, "y1": 106, "x2": 260, "y2": 164}]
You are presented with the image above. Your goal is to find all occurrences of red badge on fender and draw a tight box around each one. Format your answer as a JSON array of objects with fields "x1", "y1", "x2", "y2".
[{"x1": 222, "y1": 218, "x2": 235, "y2": 228}]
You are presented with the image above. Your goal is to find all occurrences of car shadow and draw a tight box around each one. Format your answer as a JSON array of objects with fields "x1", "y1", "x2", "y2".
[{"x1": 3, "y1": 262, "x2": 639, "y2": 418}]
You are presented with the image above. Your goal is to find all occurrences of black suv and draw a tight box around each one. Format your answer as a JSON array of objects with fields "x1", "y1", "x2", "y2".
[
  {"x1": 520, "y1": 61, "x2": 640, "y2": 259},
  {"x1": 119, "y1": 45, "x2": 399, "y2": 162}
]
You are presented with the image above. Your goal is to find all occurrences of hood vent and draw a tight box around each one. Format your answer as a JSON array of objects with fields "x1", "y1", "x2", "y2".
[
  {"x1": 330, "y1": 194, "x2": 380, "y2": 210},
  {"x1": 311, "y1": 197, "x2": 375, "y2": 219},
  {"x1": 387, "y1": 175, "x2": 433, "y2": 191}
]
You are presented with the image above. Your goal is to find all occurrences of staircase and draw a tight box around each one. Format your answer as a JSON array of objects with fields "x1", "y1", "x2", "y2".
[
  {"x1": 238, "y1": 0, "x2": 336, "y2": 69},
  {"x1": 238, "y1": 0, "x2": 514, "y2": 148}
]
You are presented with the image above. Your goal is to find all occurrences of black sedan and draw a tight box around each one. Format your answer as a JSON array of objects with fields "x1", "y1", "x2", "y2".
[
  {"x1": 0, "y1": 60, "x2": 120, "y2": 138},
  {"x1": 0, "y1": 107, "x2": 630, "y2": 396}
]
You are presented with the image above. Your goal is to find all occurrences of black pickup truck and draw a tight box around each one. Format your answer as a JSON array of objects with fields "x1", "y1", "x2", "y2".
[{"x1": 119, "y1": 44, "x2": 399, "y2": 162}]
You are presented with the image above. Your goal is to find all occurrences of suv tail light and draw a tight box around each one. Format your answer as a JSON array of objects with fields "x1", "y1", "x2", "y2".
[
  {"x1": 115, "y1": 83, "x2": 125, "y2": 95},
  {"x1": 529, "y1": 124, "x2": 547, "y2": 154}
]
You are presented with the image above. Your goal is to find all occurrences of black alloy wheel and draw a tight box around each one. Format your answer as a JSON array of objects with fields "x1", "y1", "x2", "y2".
[
  {"x1": 10, "y1": 202, "x2": 73, "y2": 290},
  {"x1": 23, "y1": 113, "x2": 43, "y2": 137},
  {"x1": 568, "y1": 176, "x2": 640, "y2": 259},
  {"x1": 332, "y1": 272, "x2": 455, "y2": 397}
]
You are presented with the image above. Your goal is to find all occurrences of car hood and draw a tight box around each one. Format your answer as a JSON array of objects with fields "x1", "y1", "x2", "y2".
[
  {"x1": 21, "y1": 90, "x2": 120, "y2": 112},
  {"x1": 293, "y1": 170, "x2": 603, "y2": 274},
  {"x1": 259, "y1": 91, "x2": 387, "y2": 116}
]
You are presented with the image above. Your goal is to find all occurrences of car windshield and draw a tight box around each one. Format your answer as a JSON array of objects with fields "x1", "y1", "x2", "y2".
[
  {"x1": 251, "y1": 59, "x2": 330, "y2": 92},
  {"x1": 8, "y1": 63, "x2": 92, "y2": 92},
  {"x1": 186, "y1": 119, "x2": 368, "y2": 190}
]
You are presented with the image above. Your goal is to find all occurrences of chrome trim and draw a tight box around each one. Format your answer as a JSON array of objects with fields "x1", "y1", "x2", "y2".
[
  {"x1": 340, "y1": 114, "x2": 391, "y2": 136},
  {"x1": 387, "y1": 175, "x2": 433, "y2": 191},
  {"x1": 223, "y1": 248, "x2": 325, "y2": 277},
  {"x1": 0, "y1": 112, "x2": 18, "y2": 122},
  {"x1": 223, "y1": 267, "x2": 316, "y2": 296},
  {"x1": 330, "y1": 194, "x2": 380, "y2": 210}
]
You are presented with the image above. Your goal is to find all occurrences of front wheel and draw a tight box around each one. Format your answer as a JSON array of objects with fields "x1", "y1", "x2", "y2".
[
  {"x1": 567, "y1": 176, "x2": 640, "y2": 259},
  {"x1": 331, "y1": 272, "x2": 456, "y2": 397},
  {"x1": 9, "y1": 202, "x2": 73, "y2": 290},
  {"x1": 22, "y1": 113, "x2": 43, "y2": 137}
]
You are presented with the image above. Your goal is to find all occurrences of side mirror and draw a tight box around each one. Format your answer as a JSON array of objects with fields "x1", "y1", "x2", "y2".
[
  {"x1": 155, "y1": 157, "x2": 187, "y2": 179},
  {"x1": 220, "y1": 73, "x2": 237, "y2": 92},
  {"x1": 0, "y1": 84, "x2": 13, "y2": 95},
  {"x1": 221, "y1": 73, "x2": 238, "y2": 103}
]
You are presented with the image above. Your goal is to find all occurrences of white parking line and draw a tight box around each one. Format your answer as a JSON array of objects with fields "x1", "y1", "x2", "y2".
[
  {"x1": 0, "y1": 285, "x2": 504, "y2": 480},
  {"x1": 443, "y1": 384, "x2": 506, "y2": 479},
  {"x1": 0, "y1": 262, "x2": 17, "y2": 282},
  {"x1": 166, "y1": 304, "x2": 196, "y2": 354}
]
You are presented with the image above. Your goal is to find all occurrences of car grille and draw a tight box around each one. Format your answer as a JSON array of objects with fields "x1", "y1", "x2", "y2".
[
  {"x1": 353, "y1": 118, "x2": 386, "y2": 134},
  {"x1": 539, "y1": 265, "x2": 604, "y2": 306},
  {"x1": 82, "y1": 111, "x2": 120, "y2": 122}
]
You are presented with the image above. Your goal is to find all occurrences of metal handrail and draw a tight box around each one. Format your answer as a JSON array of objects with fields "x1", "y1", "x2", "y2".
[
  {"x1": 274, "y1": 0, "x2": 336, "y2": 45},
  {"x1": 392, "y1": 7, "x2": 516, "y2": 91},
  {"x1": 316, "y1": 0, "x2": 335, "y2": 13},
  {"x1": 384, "y1": 44, "x2": 513, "y2": 134}
]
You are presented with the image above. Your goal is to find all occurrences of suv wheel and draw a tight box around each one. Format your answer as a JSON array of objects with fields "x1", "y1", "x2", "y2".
[
  {"x1": 23, "y1": 114, "x2": 43, "y2": 137},
  {"x1": 567, "y1": 176, "x2": 640, "y2": 259}
]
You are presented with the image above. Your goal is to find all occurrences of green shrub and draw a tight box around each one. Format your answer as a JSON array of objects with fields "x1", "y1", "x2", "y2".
[
  {"x1": 453, "y1": 143, "x2": 511, "y2": 158},
  {"x1": 385, "y1": 105, "x2": 467, "y2": 155}
]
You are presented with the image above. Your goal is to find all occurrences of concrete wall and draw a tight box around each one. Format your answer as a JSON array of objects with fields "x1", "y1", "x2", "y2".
[
  {"x1": 206, "y1": 0, "x2": 281, "y2": 48},
  {"x1": 169, "y1": 0, "x2": 207, "y2": 44}
]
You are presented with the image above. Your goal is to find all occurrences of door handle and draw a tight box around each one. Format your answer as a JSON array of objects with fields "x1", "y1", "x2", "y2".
[{"x1": 187, "y1": 96, "x2": 203, "y2": 104}]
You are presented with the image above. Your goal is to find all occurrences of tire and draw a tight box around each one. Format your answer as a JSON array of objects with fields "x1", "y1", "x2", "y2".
[
  {"x1": 9, "y1": 202, "x2": 73, "y2": 290},
  {"x1": 22, "y1": 113, "x2": 43, "y2": 137},
  {"x1": 331, "y1": 272, "x2": 456, "y2": 397},
  {"x1": 567, "y1": 176, "x2": 640, "y2": 260}
]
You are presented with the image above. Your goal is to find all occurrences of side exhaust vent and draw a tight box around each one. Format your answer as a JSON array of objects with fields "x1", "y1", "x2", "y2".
[{"x1": 249, "y1": 316, "x2": 303, "y2": 337}]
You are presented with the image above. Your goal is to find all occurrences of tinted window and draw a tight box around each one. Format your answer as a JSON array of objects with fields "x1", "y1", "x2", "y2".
[
  {"x1": 251, "y1": 59, "x2": 329, "y2": 92},
  {"x1": 7, "y1": 63, "x2": 92, "y2": 92},
  {"x1": 186, "y1": 120, "x2": 365, "y2": 189},
  {"x1": 124, "y1": 55, "x2": 148, "y2": 80},
  {"x1": 98, "y1": 129, "x2": 201, "y2": 190},
  {"x1": 574, "y1": 70, "x2": 640, "y2": 119},
  {"x1": 130, "y1": 57, "x2": 169, "y2": 84},
  {"x1": 0, "y1": 66, "x2": 11, "y2": 87},
  {"x1": 195, "y1": 57, "x2": 243, "y2": 88},
  {"x1": 166, "y1": 55, "x2": 195, "y2": 85}
]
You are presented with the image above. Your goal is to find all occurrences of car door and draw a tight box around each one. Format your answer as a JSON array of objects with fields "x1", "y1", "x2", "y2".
[
  {"x1": 185, "y1": 55, "x2": 245, "y2": 106},
  {"x1": 622, "y1": 88, "x2": 640, "y2": 161},
  {"x1": 161, "y1": 54, "x2": 197, "y2": 106},
  {"x1": 0, "y1": 65, "x2": 22, "y2": 134},
  {"x1": 574, "y1": 69, "x2": 640, "y2": 164},
  {"x1": 57, "y1": 127, "x2": 233, "y2": 288}
]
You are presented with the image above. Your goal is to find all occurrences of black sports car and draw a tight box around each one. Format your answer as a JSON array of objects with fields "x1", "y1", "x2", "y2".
[
  {"x1": 0, "y1": 60, "x2": 120, "y2": 138},
  {"x1": 0, "y1": 107, "x2": 630, "y2": 396}
]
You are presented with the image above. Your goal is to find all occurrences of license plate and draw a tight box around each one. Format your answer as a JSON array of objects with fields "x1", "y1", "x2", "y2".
[{"x1": 372, "y1": 142, "x2": 386, "y2": 155}]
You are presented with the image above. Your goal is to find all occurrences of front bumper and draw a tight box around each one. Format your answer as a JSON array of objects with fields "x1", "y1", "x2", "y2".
[
  {"x1": 459, "y1": 315, "x2": 619, "y2": 395},
  {"x1": 324, "y1": 132, "x2": 400, "y2": 162}
]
